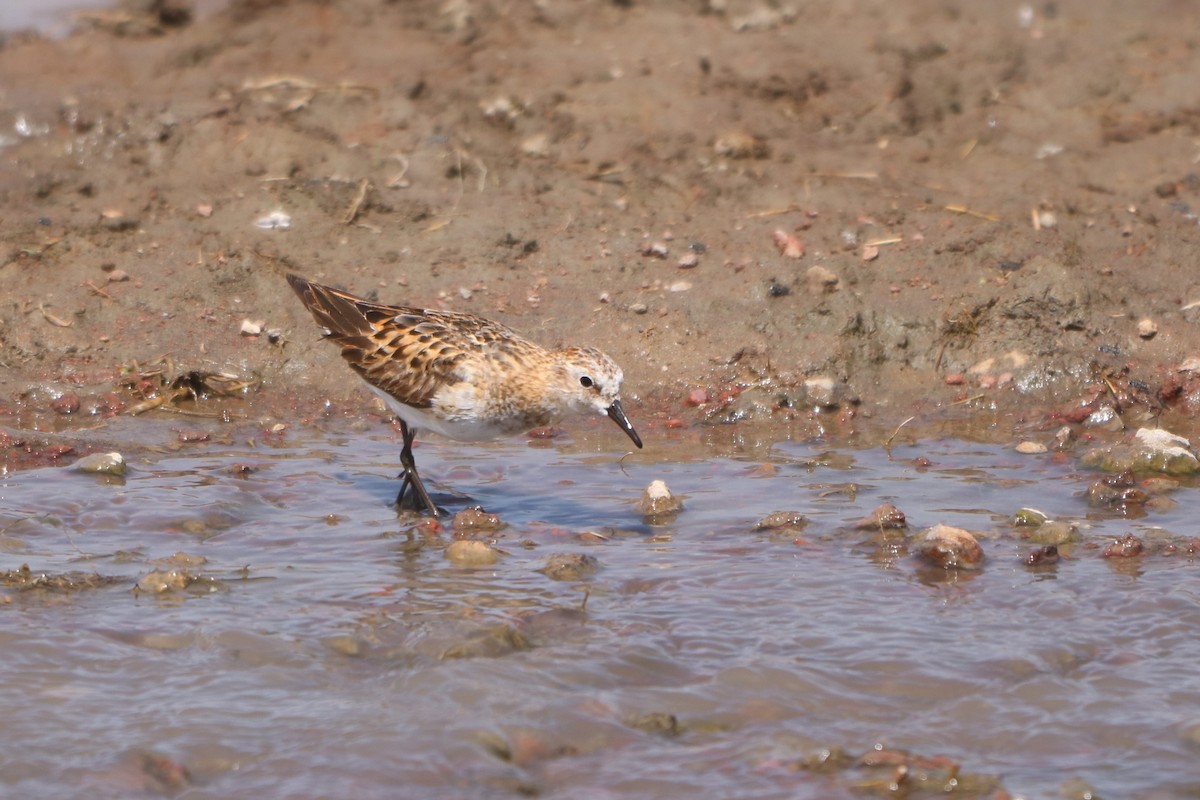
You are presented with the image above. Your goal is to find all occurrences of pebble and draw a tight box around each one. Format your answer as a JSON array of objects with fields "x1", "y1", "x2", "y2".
[
  {"x1": 753, "y1": 511, "x2": 807, "y2": 531},
  {"x1": 773, "y1": 229, "x2": 804, "y2": 259},
  {"x1": 714, "y1": 131, "x2": 769, "y2": 159},
  {"x1": 804, "y1": 376, "x2": 838, "y2": 408},
  {"x1": 677, "y1": 252, "x2": 699, "y2": 268},
  {"x1": 520, "y1": 132, "x2": 550, "y2": 158},
  {"x1": 136, "y1": 570, "x2": 192, "y2": 593},
  {"x1": 1024, "y1": 545, "x2": 1059, "y2": 567},
  {"x1": 1102, "y1": 533, "x2": 1144, "y2": 558},
  {"x1": 685, "y1": 388, "x2": 709, "y2": 406},
  {"x1": 916, "y1": 524, "x2": 985, "y2": 569},
  {"x1": 1082, "y1": 427, "x2": 1199, "y2": 475},
  {"x1": 452, "y1": 507, "x2": 505, "y2": 533},
  {"x1": 1137, "y1": 318, "x2": 1158, "y2": 339},
  {"x1": 50, "y1": 392, "x2": 81, "y2": 415},
  {"x1": 445, "y1": 540, "x2": 499, "y2": 566},
  {"x1": 1015, "y1": 441, "x2": 1047, "y2": 454},
  {"x1": 540, "y1": 553, "x2": 601, "y2": 581},
  {"x1": 630, "y1": 302, "x2": 649, "y2": 315},
  {"x1": 855, "y1": 503, "x2": 907, "y2": 530},
  {"x1": 1011, "y1": 507, "x2": 1049, "y2": 527},
  {"x1": 71, "y1": 451, "x2": 126, "y2": 476},
  {"x1": 638, "y1": 479, "x2": 683, "y2": 518},
  {"x1": 806, "y1": 265, "x2": 839, "y2": 292}
]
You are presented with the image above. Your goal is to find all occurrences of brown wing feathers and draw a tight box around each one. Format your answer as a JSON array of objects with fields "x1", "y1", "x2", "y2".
[{"x1": 287, "y1": 273, "x2": 465, "y2": 408}]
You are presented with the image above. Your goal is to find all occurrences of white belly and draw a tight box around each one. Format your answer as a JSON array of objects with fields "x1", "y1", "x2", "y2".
[{"x1": 367, "y1": 385, "x2": 518, "y2": 442}]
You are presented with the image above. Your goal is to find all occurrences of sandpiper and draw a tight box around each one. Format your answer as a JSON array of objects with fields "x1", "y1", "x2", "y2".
[{"x1": 286, "y1": 273, "x2": 642, "y2": 516}]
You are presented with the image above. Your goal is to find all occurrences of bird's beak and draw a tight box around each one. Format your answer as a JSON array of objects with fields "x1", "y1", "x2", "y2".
[{"x1": 606, "y1": 399, "x2": 643, "y2": 449}]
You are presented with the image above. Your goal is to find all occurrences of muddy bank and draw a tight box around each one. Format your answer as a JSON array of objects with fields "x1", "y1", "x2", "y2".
[{"x1": 3, "y1": 0, "x2": 1200, "y2": 439}]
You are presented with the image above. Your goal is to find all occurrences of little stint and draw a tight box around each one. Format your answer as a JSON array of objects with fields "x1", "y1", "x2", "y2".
[{"x1": 287, "y1": 273, "x2": 642, "y2": 515}]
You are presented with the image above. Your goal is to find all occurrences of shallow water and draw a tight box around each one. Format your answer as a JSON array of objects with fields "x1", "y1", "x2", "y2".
[{"x1": 2, "y1": 418, "x2": 1199, "y2": 799}]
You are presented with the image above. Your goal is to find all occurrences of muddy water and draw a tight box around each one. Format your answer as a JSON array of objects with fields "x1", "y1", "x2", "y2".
[{"x1": 2, "y1": 419, "x2": 1199, "y2": 799}]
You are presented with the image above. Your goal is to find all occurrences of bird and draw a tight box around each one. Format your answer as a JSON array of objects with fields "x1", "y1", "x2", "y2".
[{"x1": 286, "y1": 273, "x2": 642, "y2": 516}]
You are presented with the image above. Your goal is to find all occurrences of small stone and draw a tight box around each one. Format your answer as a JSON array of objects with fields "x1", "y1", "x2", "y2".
[
  {"x1": 240, "y1": 319, "x2": 264, "y2": 336},
  {"x1": 539, "y1": 553, "x2": 601, "y2": 581},
  {"x1": 641, "y1": 242, "x2": 669, "y2": 259},
  {"x1": 627, "y1": 712, "x2": 680, "y2": 737},
  {"x1": 753, "y1": 511, "x2": 807, "y2": 531},
  {"x1": 916, "y1": 524, "x2": 985, "y2": 569},
  {"x1": 1015, "y1": 441, "x2": 1048, "y2": 454},
  {"x1": 773, "y1": 229, "x2": 805, "y2": 259},
  {"x1": 1026, "y1": 520, "x2": 1079, "y2": 546},
  {"x1": 50, "y1": 392, "x2": 81, "y2": 415},
  {"x1": 1024, "y1": 545, "x2": 1059, "y2": 567},
  {"x1": 861, "y1": 244, "x2": 880, "y2": 262},
  {"x1": 806, "y1": 265, "x2": 839, "y2": 292},
  {"x1": 136, "y1": 570, "x2": 193, "y2": 593},
  {"x1": 71, "y1": 451, "x2": 126, "y2": 476},
  {"x1": 1137, "y1": 318, "x2": 1158, "y2": 339},
  {"x1": 638, "y1": 479, "x2": 683, "y2": 517},
  {"x1": 630, "y1": 302, "x2": 649, "y2": 314},
  {"x1": 685, "y1": 388, "x2": 709, "y2": 406},
  {"x1": 101, "y1": 211, "x2": 139, "y2": 231},
  {"x1": 714, "y1": 131, "x2": 769, "y2": 159},
  {"x1": 254, "y1": 210, "x2": 291, "y2": 230},
  {"x1": 452, "y1": 507, "x2": 504, "y2": 533},
  {"x1": 1102, "y1": 533, "x2": 1144, "y2": 558},
  {"x1": 855, "y1": 503, "x2": 907, "y2": 530},
  {"x1": 445, "y1": 540, "x2": 499, "y2": 566},
  {"x1": 677, "y1": 252, "x2": 699, "y2": 268},
  {"x1": 804, "y1": 376, "x2": 838, "y2": 407},
  {"x1": 1011, "y1": 507, "x2": 1049, "y2": 527},
  {"x1": 520, "y1": 132, "x2": 550, "y2": 157}
]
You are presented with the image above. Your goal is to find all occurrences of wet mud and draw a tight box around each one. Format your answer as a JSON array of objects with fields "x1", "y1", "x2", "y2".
[{"x1": 2, "y1": 0, "x2": 1200, "y2": 433}]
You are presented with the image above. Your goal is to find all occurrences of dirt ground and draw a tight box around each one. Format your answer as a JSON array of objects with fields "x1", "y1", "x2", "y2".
[{"x1": 4, "y1": 0, "x2": 1200, "y2": 445}]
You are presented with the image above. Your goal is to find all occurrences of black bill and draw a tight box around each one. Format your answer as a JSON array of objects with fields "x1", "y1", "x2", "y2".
[{"x1": 606, "y1": 399, "x2": 643, "y2": 449}]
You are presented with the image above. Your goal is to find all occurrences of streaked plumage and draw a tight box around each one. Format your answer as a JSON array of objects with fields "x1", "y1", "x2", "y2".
[{"x1": 286, "y1": 273, "x2": 642, "y2": 515}]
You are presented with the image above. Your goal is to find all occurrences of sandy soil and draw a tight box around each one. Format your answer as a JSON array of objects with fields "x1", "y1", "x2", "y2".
[{"x1": 4, "y1": 0, "x2": 1200, "y2": 441}]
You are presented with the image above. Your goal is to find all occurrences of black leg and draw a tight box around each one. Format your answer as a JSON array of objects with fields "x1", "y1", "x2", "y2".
[{"x1": 396, "y1": 419, "x2": 439, "y2": 517}]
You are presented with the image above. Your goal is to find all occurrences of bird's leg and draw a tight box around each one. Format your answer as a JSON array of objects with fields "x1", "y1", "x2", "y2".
[{"x1": 396, "y1": 418, "x2": 439, "y2": 517}]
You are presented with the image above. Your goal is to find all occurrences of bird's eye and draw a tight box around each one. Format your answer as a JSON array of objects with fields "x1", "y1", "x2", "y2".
[{"x1": 579, "y1": 376, "x2": 594, "y2": 388}]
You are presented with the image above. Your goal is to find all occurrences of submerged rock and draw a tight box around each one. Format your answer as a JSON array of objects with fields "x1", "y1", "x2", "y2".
[
  {"x1": 1102, "y1": 533, "x2": 1144, "y2": 558},
  {"x1": 753, "y1": 511, "x2": 808, "y2": 531},
  {"x1": 445, "y1": 540, "x2": 499, "y2": 566},
  {"x1": 1025, "y1": 520, "x2": 1080, "y2": 546},
  {"x1": 915, "y1": 524, "x2": 985, "y2": 570},
  {"x1": 855, "y1": 503, "x2": 907, "y2": 530},
  {"x1": 136, "y1": 570, "x2": 194, "y2": 593},
  {"x1": 1024, "y1": 545, "x2": 1060, "y2": 567},
  {"x1": 1081, "y1": 427, "x2": 1200, "y2": 475},
  {"x1": 539, "y1": 553, "x2": 601, "y2": 581},
  {"x1": 1012, "y1": 508, "x2": 1080, "y2": 545},
  {"x1": 1086, "y1": 470, "x2": 1148, "y2": 510},
  {"x1": 627, "y1": 711, "x2": 680, "y2": 737},
  {"x1": 441, "y1": 623, "x2": 530, "y2": 659},
  {"x1": 71, "y1": 451, "x2": 126, "y2": 476}
]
